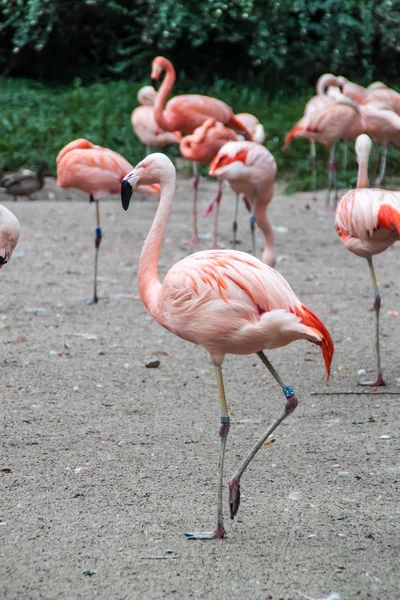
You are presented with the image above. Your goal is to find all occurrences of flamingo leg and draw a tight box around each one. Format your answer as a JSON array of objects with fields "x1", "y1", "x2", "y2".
[
  {"x1": 326, "y1": 144, "x2": 337, "y2": 211},
  {"x1": 310, "y1": 140, "x2": 317, "y2": 202},
  {"x1": 185, "y1": 364, "x2": 229, "y2": 540},
  {"x1": 374, "y1": 145, "x2": 387, "y2": 187},
  {"x1": 342, "y1": 139, "x2": 348, "y2": 174},
  {"x1": 232, "y1": 193, "x2": 240, "y2": 249},
  {"x1": 250, "y1": 193, "x2": 258, "y2": 256},
  {"x1": 210, "y1": 181, "x2": 223, "y2": 249},
  {"x1": 183, "y1": 162, "x2": 200, "y2": 245},
  {"x1": 228, "y1": 351, "x2": 298, "y2": 520},
  {"x1": 359, "y1": 258, "x2": 385, "y2": 386},
  {"x1": 86, "y1": 196, "x2": 102, "y2": 305}
]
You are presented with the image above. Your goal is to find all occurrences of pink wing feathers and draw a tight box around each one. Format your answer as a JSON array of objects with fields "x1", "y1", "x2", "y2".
[{"x1": 159, "y1": 250, "x2": 333, "y2": 377}]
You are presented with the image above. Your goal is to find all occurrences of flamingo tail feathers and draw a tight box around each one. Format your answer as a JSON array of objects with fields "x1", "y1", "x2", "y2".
[
  {"x1": 377, "y1": 204, "x2": 400, "y2": 233},
  {"x1": 293, "y1": 304, "x2": 334, "y2": 380}
]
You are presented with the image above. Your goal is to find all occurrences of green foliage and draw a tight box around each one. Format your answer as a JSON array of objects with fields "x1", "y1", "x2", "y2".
[
  {"x1": 0, "y1": 1, "x2": 400, "y2": 87},
  {"x1": 2, "y1": 76, "x2": 400, "y2": 195}
]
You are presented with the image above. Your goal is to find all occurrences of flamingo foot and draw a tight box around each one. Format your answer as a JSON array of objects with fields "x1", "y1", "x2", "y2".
[
  {"x1": 228, "y1": 478, "x2": 241, "y2": 520},
  {"x1": 182, "y1": 236, "x2": 200, "y2": 245},
  {"x1": 85, "y1": 296, "x2": 98, "y2": 305},
  {"x1": 358, "y1": 373, "x2": 385, "y2": 387},
  {"x1": 184, "y1": 525, "x2": 226, "y2": 540}
]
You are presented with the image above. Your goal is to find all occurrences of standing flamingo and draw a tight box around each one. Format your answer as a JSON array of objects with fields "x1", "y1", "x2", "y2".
[
  {"x1": 363, "y1": 85, "x2": 400, "y2": 185},
  {"x1": 285, "y1": 97, "x2": 367, "y2": 209},
  {"x1": 0, "y1": 204, "x2": 20, "y2": 266},
  {"x1": 335, "y1": 134, "x2": 400, "y2": 386},
  {"x1": 209, "y1": 141, "x2": 277, "y2": 265},
  {"x1": 150, "y1": 56, "x2": 252, "y2": 244},
  {"x1": 179, "y1": 118, "x2": 237, "y2": 246},
  {"x1": 120, "y1": 153, "x2": 333, "y2": 539},
  {"x1": 359, "y1": 104, "x2": 400, "y2": 185},
  {"x1": 56, "y1": 138, "x2": 159, "y2": 304},
  {"x1": 302, "y1": 81, "x2": 340, "y2": 200},
  {"x1": 131, "y1": 86, "x2": 181, "y2": 155}
]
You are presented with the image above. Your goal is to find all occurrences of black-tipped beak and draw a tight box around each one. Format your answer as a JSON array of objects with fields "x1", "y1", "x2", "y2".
[{"x1": 121, "y1": 179, "x2": 133, "y2": 211}]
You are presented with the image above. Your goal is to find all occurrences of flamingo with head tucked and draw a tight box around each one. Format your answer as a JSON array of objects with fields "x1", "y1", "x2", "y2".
[
  {"x1": 335, "y1": 134, "x2": 400, "y2": 386},
  {"x1": 179, "y1": 118, "x2": 237, "y2": 246},
  {"x1": 120, "y1": 152, "x2": 333, "y2": 540},
  {"x1": 210, "y1": 141, "x2": 277, "y2": 265},
  {"x1": 57, "y1": 138, "x2": 159, "y2": 304}
]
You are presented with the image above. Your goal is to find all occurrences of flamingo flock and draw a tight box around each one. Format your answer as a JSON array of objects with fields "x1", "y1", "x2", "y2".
[{"x1": 0, "y1": 57, "x2": 399, "y2": 541}]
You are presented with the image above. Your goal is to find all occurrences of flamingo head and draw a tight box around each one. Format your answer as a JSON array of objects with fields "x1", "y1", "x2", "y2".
[
  {"x1": 355, "y1": 134, "x2": 372, "y2": 165},
  {"x1": 151, "y1": 56, "x2": 172, "y2": 88},
  {"x1": 121, "y1": 153, "x2": 175, "y2": 210}
]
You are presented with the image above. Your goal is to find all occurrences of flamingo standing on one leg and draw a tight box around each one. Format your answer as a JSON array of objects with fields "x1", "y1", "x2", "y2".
[
  {"x1": 120, "y1": 152, "x2": 333, "y2": 540},
  {"x1": 150, "y1": 56, "x2": 252, "y2": 244},
  {"x1": 285, "y1": 96, "x2": 367, "y2": 209},
  {"x1": 209, "y1": 141, "x2": 277, "y2": 266},
  {"x1": 131, "y1": 85, "x2": 182, "y2": 155},
  {"x1": 179, "y1": 118, "x2": 237, "y2": 246},
  {"x1": 335, "y1": 134, "x2": 400, "y2": 386},
  {"x1": 0, "y1": 204, "x2": 20, "y2": 266},
  {"x1": 56, "y1": 138, "x2": 159, "y2": 304}
]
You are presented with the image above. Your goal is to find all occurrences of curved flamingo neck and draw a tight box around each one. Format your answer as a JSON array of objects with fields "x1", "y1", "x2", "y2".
[
  {"x1": 138, "y1": 170, "x2": 176, "y2": 317},
  {"x1": 153, "y1": 59, "x2": 176, "y2": 130},
  {"x1": 357, "y1": 155, "x2": 369, "y2": 188}
]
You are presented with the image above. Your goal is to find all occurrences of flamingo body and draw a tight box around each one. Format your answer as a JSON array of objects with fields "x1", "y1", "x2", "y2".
[
  {"x1": 179, "y1": 118, "x2": 237, "y2": 164},
  {"x1": 285, "y1": 100, "x2": 366, "y2": 147},
  {"x1": 155, "y1": 249, "x2": 333, "y2": 369}
]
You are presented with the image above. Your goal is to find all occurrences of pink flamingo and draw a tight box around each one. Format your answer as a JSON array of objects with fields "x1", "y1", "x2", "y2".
[
  {"x1": 121, "y1": 152, "x2": 334, "y2": 540},
  {"x1": 150, "y1": 56, "x2": 252, "y2": 244},
  {"x1": 57, "y1": 138, "x2": 159, "y2": 304},
  {"x1": 235, "y1": 113, "x2": 265, "y2": 144},
  {"x1": 131, "y1": 86, "x2": 181, "y2": 155},
  {"x1": 363, "y1": 84, "x2": 400, "y2": 185},
  {"x1": 359, "y1": 103, "x2": 400, "y2": 185},
  {"x1": 0, "y1": 204, "x2": 20, "y2": 266},
  {"x1": 209, "y1": 141, "x2": 277, "y2": 265},
  {"x1": 335, "y1": 134, "x2": 400, "y2": 386},
  {"x1": 285, "y1": 96, "x2": 367, "y2": 209},
  {"x1": 179, "y1": 118, "x2": 237, "y2": 246},
  {"x1": 302, "y1": 78, "x2": 341, "y2": 200}
]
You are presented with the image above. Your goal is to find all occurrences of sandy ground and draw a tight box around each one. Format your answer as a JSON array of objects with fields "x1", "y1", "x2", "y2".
[{"x1": 0, "y1": 175, "x2": 399, "y2": 600}]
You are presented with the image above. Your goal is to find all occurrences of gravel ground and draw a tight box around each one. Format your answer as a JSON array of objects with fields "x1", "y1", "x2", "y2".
[{"x1": 0, "y1": 175, "x2": 399, "y2": 600}]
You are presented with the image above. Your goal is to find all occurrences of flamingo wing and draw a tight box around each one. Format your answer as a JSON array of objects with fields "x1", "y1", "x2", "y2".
[{"x1": 159, "y1": 250, "x2": 333, "y2": 375}]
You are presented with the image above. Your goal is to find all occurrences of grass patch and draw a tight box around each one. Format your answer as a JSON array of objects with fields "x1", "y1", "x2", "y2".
[{"x1": 1, "y1": 76, "x2": 400, "y2": 192}]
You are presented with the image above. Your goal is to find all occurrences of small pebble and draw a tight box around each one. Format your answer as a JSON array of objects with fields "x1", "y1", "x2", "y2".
[
  {"x1": 145, "y1": 360, "x2": 160, "y2": 369},
  {"x1": 380, "y1": 435, "x2": 391, "y2": 440}
]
